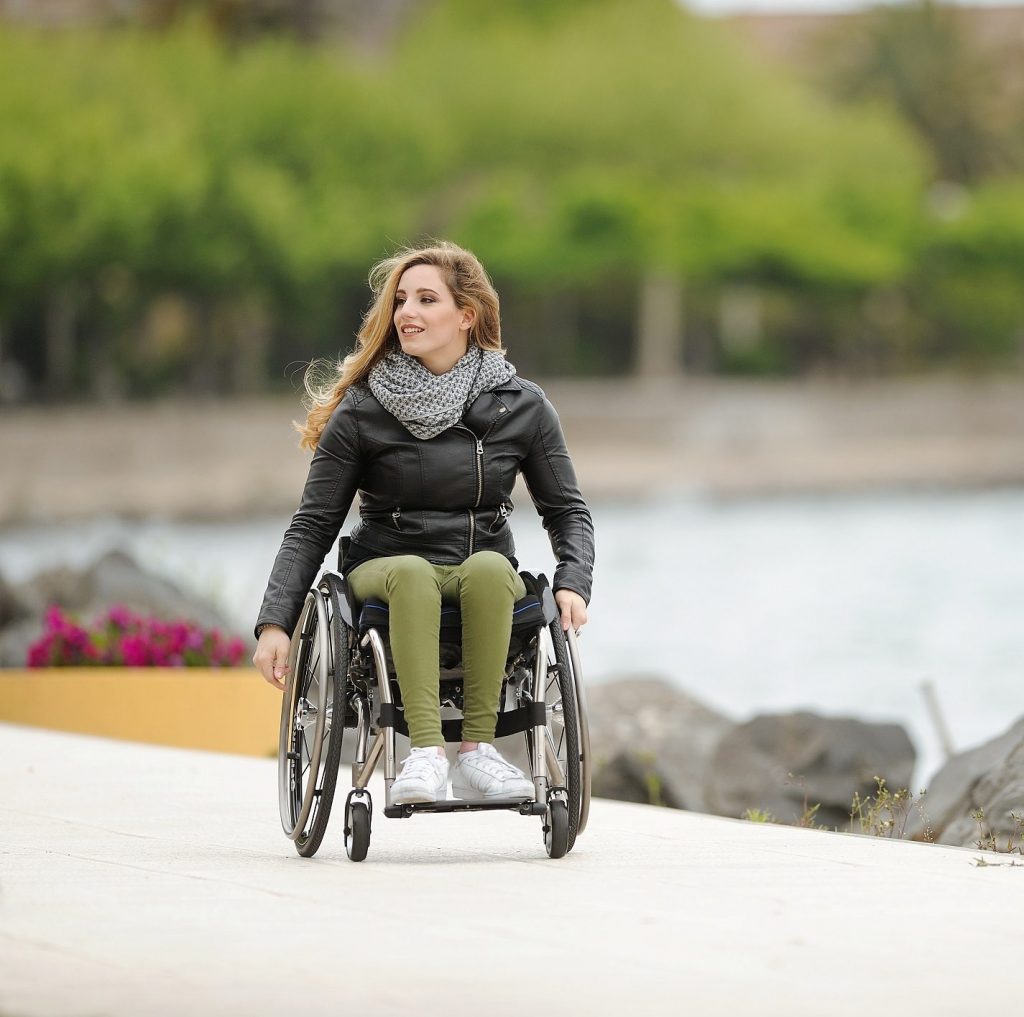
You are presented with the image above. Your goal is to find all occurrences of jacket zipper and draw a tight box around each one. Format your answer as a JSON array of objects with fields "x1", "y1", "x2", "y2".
[
  {"x1": 392, "y1": 508, "x2": 402, "y2": 530},
  {"x1": 473, "y1": 438, "x2": 484, "y2": 504},
  {"x1": 457, "y1": 423, "x2": 495, "y2": 556},
  {"x1": 468, "y1": 439, "x2": 482, "y2": 553}
]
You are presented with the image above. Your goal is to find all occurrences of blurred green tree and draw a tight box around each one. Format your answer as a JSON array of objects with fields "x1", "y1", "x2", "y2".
[
  {"x1": 820, "y1": 0, "x2": 1024, "y2": 183},
  {"x1": 0, "y1": 0, "x2": 969, "y2": 395}
]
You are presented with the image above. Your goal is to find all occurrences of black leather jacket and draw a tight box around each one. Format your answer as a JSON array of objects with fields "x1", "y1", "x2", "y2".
[{"x1": 255, "y1": 375, "x2": 595, "y2": 638}]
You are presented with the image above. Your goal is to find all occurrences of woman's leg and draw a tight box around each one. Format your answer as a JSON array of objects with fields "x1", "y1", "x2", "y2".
[
  {"x1": 442, "y1": 551, "x2": 527, "y2": 744},
  {"x1": 347, "y1": 555, "x2": 444, "y2": 748}
]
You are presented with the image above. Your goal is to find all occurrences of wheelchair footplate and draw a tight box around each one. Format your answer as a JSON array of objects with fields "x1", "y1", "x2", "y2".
[{"x1": 384, "y1": 797, "x2": 547, "y2": 819}]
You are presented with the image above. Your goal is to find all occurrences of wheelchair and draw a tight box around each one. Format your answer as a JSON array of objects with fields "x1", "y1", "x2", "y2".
[{"x1": 276, "y1": 546, "x2": 591, "y2": 862}]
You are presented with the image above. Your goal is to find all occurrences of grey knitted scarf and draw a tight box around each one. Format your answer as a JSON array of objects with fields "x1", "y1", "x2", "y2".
[{"x1": 368, "y1": 346, "x2": 516, "y2": 439}]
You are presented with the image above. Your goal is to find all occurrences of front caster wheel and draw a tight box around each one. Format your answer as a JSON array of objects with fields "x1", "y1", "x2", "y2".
[
  {"x1": 345, "y1": 797, "x2": 371, "y2": 862},
  {"x1": 544, "y1": 799, "x2": 569, "y2": 859}
]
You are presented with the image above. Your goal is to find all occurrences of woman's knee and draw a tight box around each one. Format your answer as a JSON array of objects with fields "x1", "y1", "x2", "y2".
[
  {"x1": 384, "y1": 555, "x2": 440, "y2": 597},
  {"x1": 460, "y1": 551, "x2": 521, "y2": 594}
]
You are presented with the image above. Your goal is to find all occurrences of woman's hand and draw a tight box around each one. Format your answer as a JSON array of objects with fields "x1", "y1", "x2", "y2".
[
  {"x1": 253, "y1": 625, "x2": 291, "y2": 690},
  {"x1": 554, "y1": 589, "x2": 588, "y2": 634}
]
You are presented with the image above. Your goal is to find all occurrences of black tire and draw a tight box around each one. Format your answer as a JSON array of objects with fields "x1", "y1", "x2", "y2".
[
  {"x1": 544, "y1": 798, "x2": 569, "y2": 859},
  {"x1": 547, "y1": 619, "x2": 581, "y2": 853},
  {"x1": 278, "y1": 587, "x2": 349, "y2": 859},
  {"x1": 345, "y1": 800, "x2": 371, "y2": 862}
]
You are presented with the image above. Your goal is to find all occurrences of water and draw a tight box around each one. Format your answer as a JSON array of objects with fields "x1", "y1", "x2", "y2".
[{"x1": 3, "y1": 488, "x2": 1023, "y2": 785}]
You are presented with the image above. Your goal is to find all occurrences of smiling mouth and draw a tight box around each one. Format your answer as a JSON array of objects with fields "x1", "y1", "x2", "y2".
[{"x1": 400, "y1": 326, "x2": 424, "y2": 335}]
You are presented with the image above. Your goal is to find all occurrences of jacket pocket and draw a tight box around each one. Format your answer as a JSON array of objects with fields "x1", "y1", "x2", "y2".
[{"x1": 486, "y1": 502, "x2": 512, "y2": 534}]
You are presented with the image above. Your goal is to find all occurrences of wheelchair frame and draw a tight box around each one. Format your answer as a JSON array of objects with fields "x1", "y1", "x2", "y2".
[{"x1": 277, "y1": 566, "x2": 591, "y2": 861}]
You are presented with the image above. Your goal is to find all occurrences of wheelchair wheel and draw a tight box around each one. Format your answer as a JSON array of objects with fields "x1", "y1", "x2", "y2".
[
  {"x1": 344, "y1": 797, "x2": 371, "y2": 862},
  {"x1": 277, "y1": 586, "x2": 349, "y2": 858},
  {"x1": 545, "y1": 619, "x2": 581, "y2": 853},
  {"x1": 565, "y1": 626, "x2": 592, "y2": 837},
  {"x1": 544, "y1": 798, "x2": 569, "y2": 858}
]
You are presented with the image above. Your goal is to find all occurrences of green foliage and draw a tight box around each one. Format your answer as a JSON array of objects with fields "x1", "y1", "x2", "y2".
[
  {"x1": 971, "y1": 808, "x2": 1024, "y2": 856},
  {"x1": 1, "y1": 0, "x2": 1022, "y2": 393},
  {"x1": 849, "y1": 776, "x2": 932, "y2": 840},
  {"x1": 821, "y1": 0, "x2": 1024, "y2": 184}
]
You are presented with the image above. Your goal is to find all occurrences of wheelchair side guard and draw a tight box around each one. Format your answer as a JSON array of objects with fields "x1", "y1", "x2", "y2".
[
  {"x1": 540, "y1": 587, "x2": 559, "y2": 626},
  {"x1": 519, "y1": 570, "x2": 560, "y2": 626},
  {"x1": 318, "y1": 570, "x2": 355, "y2": 628}
]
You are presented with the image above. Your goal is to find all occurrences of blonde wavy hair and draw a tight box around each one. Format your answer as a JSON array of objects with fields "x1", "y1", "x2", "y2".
[{"x1": 297, "y1": 241, "x2": 505, "y2": 451}]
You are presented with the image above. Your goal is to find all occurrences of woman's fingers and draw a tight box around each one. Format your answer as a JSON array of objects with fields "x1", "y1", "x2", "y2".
[
  {"x1": 253, "y1": 629, "x2": 290, "y2": 690},
  {"x1": 570, "y1": 597, "x2": 588, "y2": 633},
  {"x1": 554, "y1": 590, "x2": 588, "y2": 633},
  {"x1": 560, "y1": 601, "x2": 573, "y2": 632}
]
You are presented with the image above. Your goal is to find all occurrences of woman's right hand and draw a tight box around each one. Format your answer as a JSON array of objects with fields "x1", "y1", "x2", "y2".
[{"x1": 253, "y1": 625, "x2": 291, "y2": 690}]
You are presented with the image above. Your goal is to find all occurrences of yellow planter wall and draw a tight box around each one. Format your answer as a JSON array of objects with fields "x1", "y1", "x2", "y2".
[{"x1": 0, "y1": 668, "x2": 280, "y2": 757}]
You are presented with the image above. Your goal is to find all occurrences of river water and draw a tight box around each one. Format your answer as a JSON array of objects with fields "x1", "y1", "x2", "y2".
[{"x1": 3, "y1": 488, "x2": 1022, "y2": 785}]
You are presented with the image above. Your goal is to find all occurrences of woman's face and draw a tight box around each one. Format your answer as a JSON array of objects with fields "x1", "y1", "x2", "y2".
[{"x1": 393, "y1": 263, "x2": 474, "y2": 375}]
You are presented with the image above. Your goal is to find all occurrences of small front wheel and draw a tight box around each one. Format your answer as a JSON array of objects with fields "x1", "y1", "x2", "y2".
[
  {"x1": 544, "y1": 799, "x2": 569, "y2": 859},
  {"x1": 345, "y1": 799, "x2": 371, "y2": 862}
]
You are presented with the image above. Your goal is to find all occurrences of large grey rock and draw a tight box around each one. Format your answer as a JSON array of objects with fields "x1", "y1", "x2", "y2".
[
  {"x1": 704, "y1": 711, "x2": 916, "y2": 830},
  {"x1": 940, "y1": 740, "x2": 1024, "y2": 851},
  {"x1": 12, "y1": 549, "x2": 232, "y2": 625},
  {"x1": 587, "y1": 676, "x2": 734, "y2": 811},
  {"x1": 908, "y1": 718, "x2": 1024, "y2": 849},
  {"x1": 0, "y1": 551, "x2": 241, "y2": 666},
  {"x1": 0, "y1": 571, "x2": 28, "y2": 628}
]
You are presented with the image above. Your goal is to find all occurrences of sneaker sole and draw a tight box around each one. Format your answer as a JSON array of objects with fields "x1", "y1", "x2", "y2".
[
  {"x1": 451, "y1": 782, "x2": 534, "y2": 801},
  {"x1": 391, "y1": 788, "x2": 448, "y2": 805}
]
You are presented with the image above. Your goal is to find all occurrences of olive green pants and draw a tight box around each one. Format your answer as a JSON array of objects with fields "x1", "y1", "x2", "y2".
[{"x1": 347, "y1": 551, "x2": 527, "y2": 748}]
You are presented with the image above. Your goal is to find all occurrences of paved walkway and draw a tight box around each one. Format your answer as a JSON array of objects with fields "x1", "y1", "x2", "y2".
[{"x1": 2, "y1": 723, "x2": 1020, "y2": 1016}]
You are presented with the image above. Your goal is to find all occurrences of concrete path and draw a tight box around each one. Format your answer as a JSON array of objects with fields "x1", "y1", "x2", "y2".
[{"x1": 2, "y1": 723, "x2": 1021, "y2": 1017}]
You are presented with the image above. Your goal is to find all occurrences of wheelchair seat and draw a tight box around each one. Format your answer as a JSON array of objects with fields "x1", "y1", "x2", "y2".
[{"x1": 355, "y1": 594, "x2": 547, "y2": 639}]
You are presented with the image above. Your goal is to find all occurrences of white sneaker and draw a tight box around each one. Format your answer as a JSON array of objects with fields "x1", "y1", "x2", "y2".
[
  {"x1": 451, "y1": 743, "x2": 535, "y2": 800},
  {"x1": 391, "y1": 747, "x2": 449, "y2": 805}
]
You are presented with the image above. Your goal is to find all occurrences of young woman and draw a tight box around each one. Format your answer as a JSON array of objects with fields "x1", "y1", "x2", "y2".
[{"x1": 253, "y1": 241, "x2": 594, "y2": 805}]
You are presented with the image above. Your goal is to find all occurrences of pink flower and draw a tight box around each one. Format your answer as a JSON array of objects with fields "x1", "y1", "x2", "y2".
[
  {"x1": 29, "y1": 603, "x2": 245, "y2": 668},
  {"x1": 43, "y1": 605, "x2": 65, "y2": 630},
  {"x1": 27, "y1": 635, "x2": 54, "y2": 667},
  {"x1": 224, "y1": 637, "x2": 246, "y2": 666},
  {"x1": 105, "y1": 604, "x2": 138, "y2": 630},
  {"x1": 120, "y1": 635, "x2": 151, "y2": 667}
]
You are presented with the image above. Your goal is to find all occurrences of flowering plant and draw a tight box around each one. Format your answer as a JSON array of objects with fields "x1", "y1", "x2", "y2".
[{"x1": 26, "y1": 604, "x2": 247, "y2": 668}]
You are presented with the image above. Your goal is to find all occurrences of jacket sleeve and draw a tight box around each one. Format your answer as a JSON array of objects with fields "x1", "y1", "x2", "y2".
[
  {"x1": 254, "y1": 398, "x2": 363, "y2": 638},
  {"x1": 520, "y1": 393, "x2": 595, "y2": 604}
]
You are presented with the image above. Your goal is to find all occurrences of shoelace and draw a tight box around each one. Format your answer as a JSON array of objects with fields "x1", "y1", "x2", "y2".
[
  {"x1": 464, "y1": 746, "x2": 525, "y2": 781},
  {"x1": 398, "y1": 750, "x2": 442, "y2": 781}
]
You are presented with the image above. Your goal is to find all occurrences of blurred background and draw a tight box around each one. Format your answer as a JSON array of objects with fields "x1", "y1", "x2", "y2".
[{"x1": 2, "y1": 0, "x2": 1024, "y2": 792}]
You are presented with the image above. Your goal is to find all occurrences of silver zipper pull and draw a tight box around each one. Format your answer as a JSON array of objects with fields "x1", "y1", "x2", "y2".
[
  {"x1": 392, "y1": 508, "x2": 402, "y2": 529},
  {"x1": 498, "y1": 503, "x2": 508, "y2": 518},
  {"x1": 476, "y1": 440, "x2": 483, "y2": 456}
]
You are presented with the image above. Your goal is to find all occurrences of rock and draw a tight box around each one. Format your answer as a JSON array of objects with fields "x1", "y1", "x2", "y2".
[
  {"x1": 0, "y1": 570, "x2": 28, "y2": 628},
  {"x1": 587, "y1": 676, "x2": 735, "y2": 811},
  {"x1": 940, "y1": 739, "x2": 1024, "y2": 852},
  {"x1": 908, "y1": 717, "x2": 1024, "y2": 849},
  {"x1": 704, "y1": 711, "x2": 916, "y2": 830},
  {"x1": 592, "y1": 751, "x2": 687, "y2": 809},
  {"x1": 13, "y1": 550, "x2": 231, "y2": 627},
  {"x1": 0, "y1": 550, "x2": 242, "y2": 666}
]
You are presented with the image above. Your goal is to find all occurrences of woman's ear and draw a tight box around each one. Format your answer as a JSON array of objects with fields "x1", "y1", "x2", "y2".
[{"x1": 461, "y1": 308, "x2": 477, "y2": 332}]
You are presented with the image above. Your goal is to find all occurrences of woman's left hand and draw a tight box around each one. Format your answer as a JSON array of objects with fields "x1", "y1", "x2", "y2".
[{"x1": 554, "y1": 589, "x2": 588, "y2": 634}]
